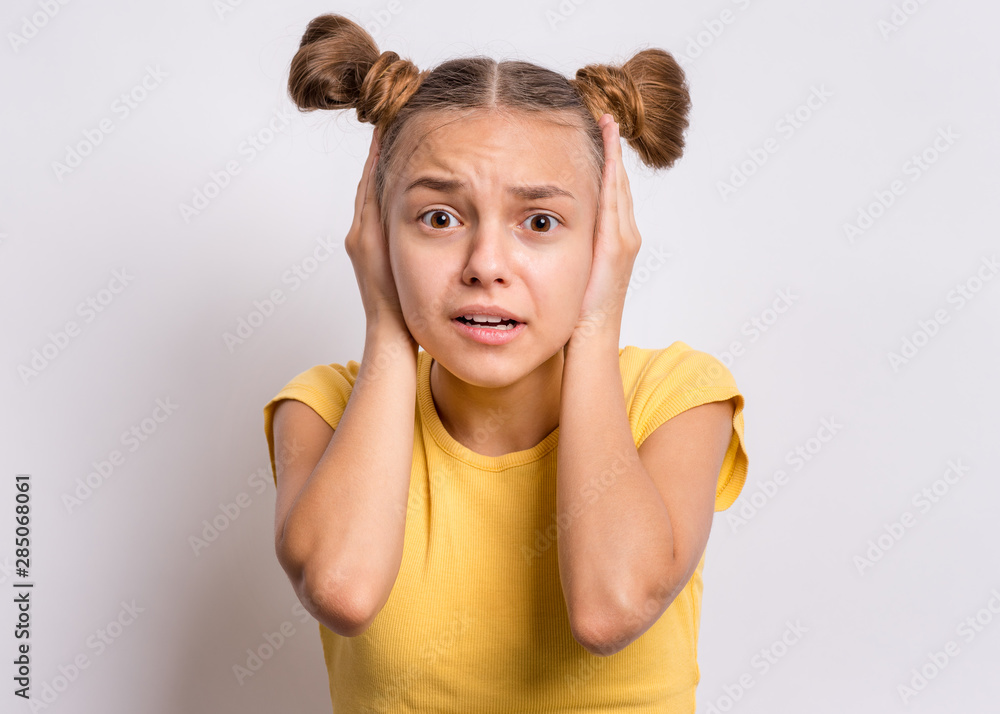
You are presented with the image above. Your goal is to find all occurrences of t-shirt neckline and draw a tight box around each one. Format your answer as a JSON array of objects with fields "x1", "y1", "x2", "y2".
[{"x1": 416, "y1": 350, "x2": 560, "y2": 471}]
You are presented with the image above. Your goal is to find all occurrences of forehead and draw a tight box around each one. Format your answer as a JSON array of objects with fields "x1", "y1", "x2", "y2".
[{"x1": 395, "y1": 111, "x2": 595, "y2": 193}]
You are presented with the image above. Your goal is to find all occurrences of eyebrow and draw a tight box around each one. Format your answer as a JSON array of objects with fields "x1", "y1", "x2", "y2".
[{"x1": 403, "y1": 176, "x2": 576, "y2": 202}]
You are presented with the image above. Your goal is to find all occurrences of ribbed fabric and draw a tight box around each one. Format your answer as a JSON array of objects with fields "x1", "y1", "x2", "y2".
[{"x1": 262, "y1": 342, "x2": 749, "y2": 713}]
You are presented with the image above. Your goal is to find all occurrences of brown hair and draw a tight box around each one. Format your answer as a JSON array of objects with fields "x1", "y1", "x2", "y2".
[{"x1": 288, "y1": 13, "x2": 691, "y2": 230}]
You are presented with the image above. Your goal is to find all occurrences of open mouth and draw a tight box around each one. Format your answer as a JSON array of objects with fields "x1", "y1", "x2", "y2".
[{"x1": 454, "y1": 316, "x2": 521, "y2": 331}]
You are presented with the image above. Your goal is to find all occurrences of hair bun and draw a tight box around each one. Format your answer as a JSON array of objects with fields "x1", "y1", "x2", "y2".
[
  {"x1": 288, "y1": 14, "x2": 425, "y2": 130},
  {"x1": 573, "y1": 48, "x2": 691, "y2": 169},
  {"x1": 576, "y1": 64, "x2": 646, "y2": 142},
  {"x1": 356, "y1": 50, "x2": 426, "y2": 127}
]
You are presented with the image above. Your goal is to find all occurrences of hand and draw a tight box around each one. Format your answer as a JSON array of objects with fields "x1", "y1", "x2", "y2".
[
  {"x1": 574, "y1": 113, "x2": 642, "y2": 339},
  {"x1": 344, "y1": 130, "x2": 410, "y2": 336}
]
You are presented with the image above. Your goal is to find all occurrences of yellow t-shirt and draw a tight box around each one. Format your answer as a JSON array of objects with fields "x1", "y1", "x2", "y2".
[{"x1": 262, "y1": 342, "x2": 749, "y2": 713}]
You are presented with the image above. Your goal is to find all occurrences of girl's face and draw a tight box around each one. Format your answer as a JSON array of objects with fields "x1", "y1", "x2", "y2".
[{"x1": 385, "y1": 110, "x2": 601, "y2": 388}]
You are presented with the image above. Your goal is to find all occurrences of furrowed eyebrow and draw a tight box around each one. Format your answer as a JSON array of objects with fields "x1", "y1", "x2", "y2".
[
  {"x1": 510, "y1": 184, "x2": 575, "y2": 201},
  {"x1": 403, "y1": 176, "x2": 575, "y2": 202}
]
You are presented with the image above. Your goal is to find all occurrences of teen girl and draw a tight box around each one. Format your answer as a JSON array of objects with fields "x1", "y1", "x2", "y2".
[{"x1": 264, "y1": 13, "x2": 749, "y2": 712}]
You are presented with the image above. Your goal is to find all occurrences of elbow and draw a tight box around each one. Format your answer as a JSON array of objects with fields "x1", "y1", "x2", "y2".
[
  {"x1": 570, "y1": 615, "x2": 631, "y2": 657},
  {"x1": 302, "y1": 570, "x2": 377, "y2": 637},
  {"x1": 569, "y1": 583, "x2": 679, "y2": 657},
  {"x1": 275, "y1": 541, "x2": 377, "y2": 637},
  {"x1": 567, "y1": 594, "x2": 633, "y2": 657}
]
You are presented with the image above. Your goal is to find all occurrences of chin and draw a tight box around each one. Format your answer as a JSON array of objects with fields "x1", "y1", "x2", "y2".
[{"x1": 421, "y1": 333, "x2": 526, "y2": 386}]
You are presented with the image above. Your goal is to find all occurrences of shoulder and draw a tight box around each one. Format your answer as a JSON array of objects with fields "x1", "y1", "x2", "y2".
[
  {"x1": 285, "y1": 360, "x2": 362, "y2": 392},
  {"x1": 620, "y1": 342, "x2": 744, "y2": 449},
  {"x1": 263, "y1": 359, "x2": 362, "y2": 431},
  {"x1": 261, "y1": 359, "x2": 362, "y2": 487},
  {"x1": 279, "y1": 359, "x2": 361, "y2": 401},
  {"x1": 620, "y1": 341, "x2": 737, "y2": 395},
  {"x1": 621, "y1": 342, "x2": 749, "y2": 511}
]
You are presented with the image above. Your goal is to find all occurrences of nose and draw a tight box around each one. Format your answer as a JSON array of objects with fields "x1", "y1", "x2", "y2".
[{"x1": 461, "y1": 218, "x2": 513, "y2": 287}]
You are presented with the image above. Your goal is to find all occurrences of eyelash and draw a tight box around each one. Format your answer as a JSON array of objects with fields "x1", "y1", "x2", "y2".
[{"x1": 418, "y1": 209, "x2": 562, "y2": 234}]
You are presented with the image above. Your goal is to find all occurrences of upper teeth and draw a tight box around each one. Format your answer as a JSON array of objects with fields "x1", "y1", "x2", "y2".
[{"x1": 464, "y1": 314, "x2": 505, "y2": 323}]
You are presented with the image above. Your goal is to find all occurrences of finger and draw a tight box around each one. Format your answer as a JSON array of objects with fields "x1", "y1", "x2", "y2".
[
  {"x1": 597, "y1": 151, "x2": 619, "y2": 244},
  {"x1": 609, "y1": 120, "x2": 628, "y2": 232},
  {"x1": 352, "y1": 133, "x2": 380, "y2": 232},
  {"x1": 362, "y1": 150, "x2": 381, "y2": 233},
  {"x1": 601, "y1": 117, "x2": 624, "y2": 197},
  {"x1": 609, "y1": 120, "x2": 640, "y2": 246},
  {"x1": 597, "y1": 119, "x2": 620, "y2": 238},
  {"x1": 610, "y1": 121, "x2": 630, "y2": 215}
]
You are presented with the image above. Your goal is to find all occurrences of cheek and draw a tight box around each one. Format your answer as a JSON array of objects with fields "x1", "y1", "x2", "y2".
[
  {"x1": 390, "y1": 242, "x2": 450, "y2": 329},
  {"x1": 389, "y1": 242, "x2": 423, "y2": 306},
  {"x1": 529, "y1": 247, "x2": 592, "y2": 316},
  {"x1": 565, "y1": 239, "x2": 594, "y2": 290}
]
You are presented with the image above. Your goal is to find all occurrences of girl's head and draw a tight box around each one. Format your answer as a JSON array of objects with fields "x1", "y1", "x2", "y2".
[{"x1": 288, "y1": 14, "x2": 691, "y2": 387}]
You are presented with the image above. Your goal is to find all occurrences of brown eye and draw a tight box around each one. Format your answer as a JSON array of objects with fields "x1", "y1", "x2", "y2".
[
  {"x1": 524, "y1": 214, "x2": 560, "y2": 233},
  {"x1": 420, "y1": 210, "x2": 458, "y2": 229}
]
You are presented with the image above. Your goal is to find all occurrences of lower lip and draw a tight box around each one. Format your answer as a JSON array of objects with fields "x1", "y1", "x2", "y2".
[{"x1": 451, "y1": 318, "x2": 526, "y2": 345}]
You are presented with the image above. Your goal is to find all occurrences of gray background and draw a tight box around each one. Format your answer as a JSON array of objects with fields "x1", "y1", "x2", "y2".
[{"x1": 2, "y1": 0, "x2": 998, "y2": 711}]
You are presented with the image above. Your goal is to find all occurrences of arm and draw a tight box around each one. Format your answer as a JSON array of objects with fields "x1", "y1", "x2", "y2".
[
  {"x1": 557, "y1": 327, "x2": 735, "y2": 657},
  {"x1": 273, "y1": 323, "x2": 418, "y2": 636}
]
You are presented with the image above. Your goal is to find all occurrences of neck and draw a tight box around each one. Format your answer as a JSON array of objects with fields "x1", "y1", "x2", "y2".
[{"x1": 429, "y1": 347, "x2": 565, "y2": 457}]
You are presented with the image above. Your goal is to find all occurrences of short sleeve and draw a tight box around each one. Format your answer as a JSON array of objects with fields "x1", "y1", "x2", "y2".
[
  {"x1": 262, "y1": 361, "x2": 361, "y2": 488},
  {"x1": 624, "y1": 344, "x2": 749, "y2": 512}
]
